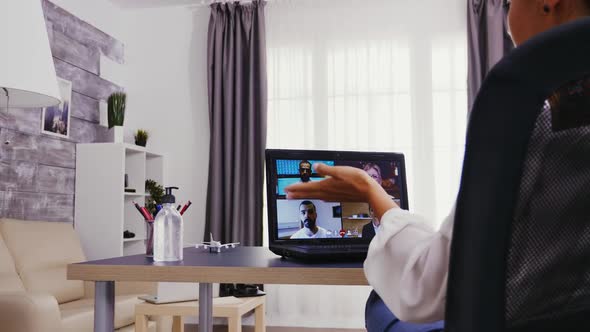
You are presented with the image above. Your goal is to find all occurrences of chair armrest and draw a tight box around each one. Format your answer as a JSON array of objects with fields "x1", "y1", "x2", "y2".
[
  {"x1": 0, "y1": 292, "x2": 61, "y2": 332},
  {"x1": 84, "y1": 281, "x2": 157, "y2": 298}
]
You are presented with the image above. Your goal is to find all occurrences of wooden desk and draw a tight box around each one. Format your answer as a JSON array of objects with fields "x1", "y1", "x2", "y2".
[{"x1": 67, "y1": 246, "x2": 367, "y2": 332}]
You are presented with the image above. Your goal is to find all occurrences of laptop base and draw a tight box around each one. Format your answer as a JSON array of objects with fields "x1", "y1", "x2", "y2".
[
  {"x1": 138, "y1": 294, "x2": 198, "y2": 304},
  {"x1": 270, "y1": 245, "x2": 368, "y2": 262}
]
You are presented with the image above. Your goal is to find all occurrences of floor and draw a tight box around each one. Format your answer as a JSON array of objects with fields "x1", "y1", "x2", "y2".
[{"x1": 184, "y1": 325, "x2": 365, "y2": 332}]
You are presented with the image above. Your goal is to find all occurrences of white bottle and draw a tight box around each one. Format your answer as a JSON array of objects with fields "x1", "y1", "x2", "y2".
[{"x1": 153, "y1": 187, "x2": 183, "y2": 262}]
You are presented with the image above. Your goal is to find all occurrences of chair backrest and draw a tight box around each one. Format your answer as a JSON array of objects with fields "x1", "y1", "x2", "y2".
[
  {"x1": 0, "y1": 218, "x2": 86, "y2": 304},
  {"x1": 444, "y1": 18, "x2": 590, "y2": 332}
]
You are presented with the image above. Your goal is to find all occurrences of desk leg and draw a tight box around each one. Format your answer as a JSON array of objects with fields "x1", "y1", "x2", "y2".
[
  {"x1": 198, "y1": 282, "x2": 213, "y2": 332},
  {"x1": 94, "y1": 281, "x2": 115, "y2": 332}
]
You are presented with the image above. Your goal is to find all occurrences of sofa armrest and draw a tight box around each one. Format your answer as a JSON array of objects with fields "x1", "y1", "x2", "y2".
[
  {"x1": 84, "y1": 281, "x2": 157, "y2": 298},
  {"x1": 0, "y1": 292, "x2": 61, "y2": 332}
]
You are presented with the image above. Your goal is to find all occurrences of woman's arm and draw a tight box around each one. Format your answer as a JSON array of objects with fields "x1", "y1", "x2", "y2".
[
  {"x1": 285, "y1": 163, "x2": 454, "y2": 322},
  {"x1": 365, "y1": 206, "x2": 455, "y2": 323}
]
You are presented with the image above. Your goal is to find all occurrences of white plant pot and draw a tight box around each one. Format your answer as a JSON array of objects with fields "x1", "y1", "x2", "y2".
[{"x1": 108, "y1": 126, "x2": 124, "y2": 143}]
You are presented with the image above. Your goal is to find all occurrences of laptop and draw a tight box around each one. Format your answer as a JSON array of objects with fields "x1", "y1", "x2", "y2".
[
  {"x1": 265, "y1": 149, "x2": 409, "y2": 261},
  {"x1": 138, "y1": 282, "x2": 199, "y2": 304}
]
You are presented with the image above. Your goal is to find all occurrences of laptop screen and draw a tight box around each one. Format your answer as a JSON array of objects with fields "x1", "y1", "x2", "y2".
[{"x1": 266, "y1": 149, "x2": 409, "y2": 244}]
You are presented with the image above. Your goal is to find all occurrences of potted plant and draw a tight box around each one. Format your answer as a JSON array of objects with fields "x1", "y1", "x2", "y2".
[
  {"x1": 107, "y1": 92, "x2": 126, "y2": 143},
  {"x1": 145, "y1": 179, "x2": 164, "y2": 216},
  {"x1": 135, "y1": 129, "x2": 149, "y2": 147}
]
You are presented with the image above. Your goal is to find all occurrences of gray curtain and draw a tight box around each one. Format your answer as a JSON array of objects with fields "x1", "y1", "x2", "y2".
[
  {"x1": 205, "y1": 1, "x2": 267, "y2": 246},
  {"x1": 468, "y1": 0, "x2": 514, "y2": 111}
]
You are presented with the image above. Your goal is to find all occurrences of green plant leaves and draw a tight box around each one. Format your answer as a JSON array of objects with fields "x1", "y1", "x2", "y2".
[
  {"x1": 108, "y1": 92, "x2": 126, "y2": 128},
  {"x1": 145, "y1": 179, "x2": 164, "y2": 216}
]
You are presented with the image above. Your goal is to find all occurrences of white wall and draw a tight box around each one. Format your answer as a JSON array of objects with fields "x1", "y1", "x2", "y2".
[
  {"x1": 119, "y1": 6, "x2": 210, "y2": 246},
  {"x1": 50, "y1": 0, "x2": 211, "y2": 245}
]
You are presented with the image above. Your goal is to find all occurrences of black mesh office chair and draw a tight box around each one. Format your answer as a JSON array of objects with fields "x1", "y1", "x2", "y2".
[{"x1": 444, "y1": 18, "x2": 590, "y2": 332}]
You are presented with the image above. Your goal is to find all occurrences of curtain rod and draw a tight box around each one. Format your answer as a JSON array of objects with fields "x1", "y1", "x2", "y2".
[{"x1": 196, "y1": 0, "x2": 270, "y2": 7}]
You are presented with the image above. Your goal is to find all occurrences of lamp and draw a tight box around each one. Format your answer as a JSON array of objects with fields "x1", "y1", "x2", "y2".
[{"x1": 0, "y1": 0, "x2": 61, "y2": 110}]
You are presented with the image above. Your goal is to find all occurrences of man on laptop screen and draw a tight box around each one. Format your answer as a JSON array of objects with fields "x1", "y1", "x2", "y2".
[{"x1": 290, "y1": 201, "x2": 328, "y2": 239}]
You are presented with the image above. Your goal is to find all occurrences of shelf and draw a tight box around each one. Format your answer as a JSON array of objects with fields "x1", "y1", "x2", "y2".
[
  {"x1": 124, "y1": 143, "x2": 146, "y2": 154},
  {"x1": 123, "y1": 237, "x2": 146, "y2": 243},
  {"x1": 146, "y1": 151, "x2": 163, "y2": 159},
  {"x1": 122, "y1": 143, "x2": 163, "y2": 158},
  {"x1": 75, "y1": 143, "x2": 164, "y2": 261}
]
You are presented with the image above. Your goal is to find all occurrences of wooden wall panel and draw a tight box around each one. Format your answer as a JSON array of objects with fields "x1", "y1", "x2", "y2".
[
  {"x1": 0, "y1": 1, "x2": 124, "y2": 223},
  {"x1": 0, "y1": 129, "x2": 76, "y2": 169},
  {"x1": 37, "y1": 165, "x2": 75, "y2": 195},
  {"x1": 69, "y1": 118, "x2": 109, "y2": 144},
  {"x1": 71, "y1": 92, "x2": 100, "y2": 123},
  {"x1": 54, "y1": 58, "x2": 123, "y2": 101},
  {"x1": 0, "y1": 192, "x2": 5, "y2": 217},
  {"x1": 42, "y1": 0, "x2": 125, "y2": 64},
  {"x1": 0, "y1": 161, "x2": 38, "y2": 192},
  {"x1": 0, "y1": 129, "x2": 37, "y2": 163},
  {"x1": 0, "y1": 162, "x2": 75, "y2": 196},
  {"x1": 0, "y1": 108, "x2": 42, "y2": 136},
  {"x1": 35, "y1": 193, "x2": 74, "y2": 223},
  {"x1": 4, "y1": 191, "x2": 74, "y2": 223},
  {"x1": 50, "y1": 29, "x2": 100, "y2": 75}
]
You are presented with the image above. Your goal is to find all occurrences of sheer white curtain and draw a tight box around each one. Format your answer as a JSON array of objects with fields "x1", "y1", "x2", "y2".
[{"x1": 264, "y1": 0, "x2": 467, "y2": 328}]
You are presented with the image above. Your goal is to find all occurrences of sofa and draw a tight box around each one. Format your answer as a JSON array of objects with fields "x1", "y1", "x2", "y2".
[{"x1": 0, "y1": 218, "x2": 159, "y2": 332}]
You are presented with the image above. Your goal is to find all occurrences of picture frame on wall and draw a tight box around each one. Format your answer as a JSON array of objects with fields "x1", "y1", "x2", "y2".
[{"x1": 41, "y1": 78, "x2": 72, "y2": 138}]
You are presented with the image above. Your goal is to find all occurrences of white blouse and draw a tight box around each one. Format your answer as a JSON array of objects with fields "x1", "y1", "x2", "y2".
[{"x1": 363, "y1": 205, "x2": 455, "y2": 323}]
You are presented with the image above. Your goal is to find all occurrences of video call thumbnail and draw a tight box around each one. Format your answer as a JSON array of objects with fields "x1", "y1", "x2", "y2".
[
  {"x1": 276, "y1": 199, "x2": 387, "y2": 241},
  {"x1": 337, "y1": 160, "x2": 402, "y2": 199},
  {"x1": 273, "y1": 158, "x2": 404, "y2": 241},
  {"x1": 274, "y1": 159, "x2": 403, "y2": 199},
  {"x1": 276, "y1": 199, "x2": 343, "y2": 239},
  {"x1": 275, "y1": 159, "x2": 335, "y2": 176}
]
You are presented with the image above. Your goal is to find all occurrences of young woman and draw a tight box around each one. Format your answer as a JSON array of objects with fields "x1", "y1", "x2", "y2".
[{"x1": 284, "y1": 1, "x2": 590, "y2": 331}]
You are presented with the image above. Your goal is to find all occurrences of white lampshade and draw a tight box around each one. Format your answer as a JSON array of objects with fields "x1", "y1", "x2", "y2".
[{"x1": 0, "y1": 0, "x2": 60, "y2": 108}]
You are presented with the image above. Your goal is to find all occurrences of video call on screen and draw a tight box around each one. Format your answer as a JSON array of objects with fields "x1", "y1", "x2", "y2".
[{"x1": 273, "y1": 159, "x2": 403, "y2": 241}]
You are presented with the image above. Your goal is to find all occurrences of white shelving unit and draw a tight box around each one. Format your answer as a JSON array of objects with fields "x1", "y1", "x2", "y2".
[
  {"x1": 75, "y1": 143, "x2": 164, "y2": 261},
  {"x1": 123, "y1": 237, "x2": 146, "y2": 243}
]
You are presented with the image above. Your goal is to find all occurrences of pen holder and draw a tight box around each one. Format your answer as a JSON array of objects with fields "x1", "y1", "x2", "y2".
[{"x1": 145, "y1": 221, "x2": 154, "y2": 257}]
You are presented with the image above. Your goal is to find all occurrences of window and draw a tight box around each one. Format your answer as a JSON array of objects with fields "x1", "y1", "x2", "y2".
[
  {"x1": 263, "y1": 0, "x2": 468, "y2": 327},
  {"x1": 267, "y1": 36, "x2": 466, "y2": 225}
]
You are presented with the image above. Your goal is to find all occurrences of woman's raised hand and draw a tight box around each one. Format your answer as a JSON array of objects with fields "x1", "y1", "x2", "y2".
[
  {"x1": 285, "y1": 163, "x2": 375, "y2": 202},
  {"x1": 284, "y1": 163, "x2": 398, "y2": 219}
]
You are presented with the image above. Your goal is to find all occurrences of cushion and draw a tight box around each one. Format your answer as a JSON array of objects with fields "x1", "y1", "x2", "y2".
[{"x1": 0, "y1": 218, "x2": 86, "y2": 303}]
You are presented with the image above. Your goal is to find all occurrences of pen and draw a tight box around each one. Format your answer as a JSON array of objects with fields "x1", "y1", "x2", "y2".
[
  {"x1": 136, "y1": 203, "x2": 153, "y2": 221},
  {"x1": 133, "y1": 201, "x2": 149, "y2": 220},
  {"x1": 141, "y1": 207, "x2": 154, "y2": 221},
  {"x1": 180, "y1": 200, "x2": 192, "y2": 215}
]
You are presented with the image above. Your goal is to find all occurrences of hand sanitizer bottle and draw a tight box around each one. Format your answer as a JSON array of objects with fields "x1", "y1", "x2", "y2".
[{"x1": 153, "y1": 187, "x2": 183, "y2": 262}]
